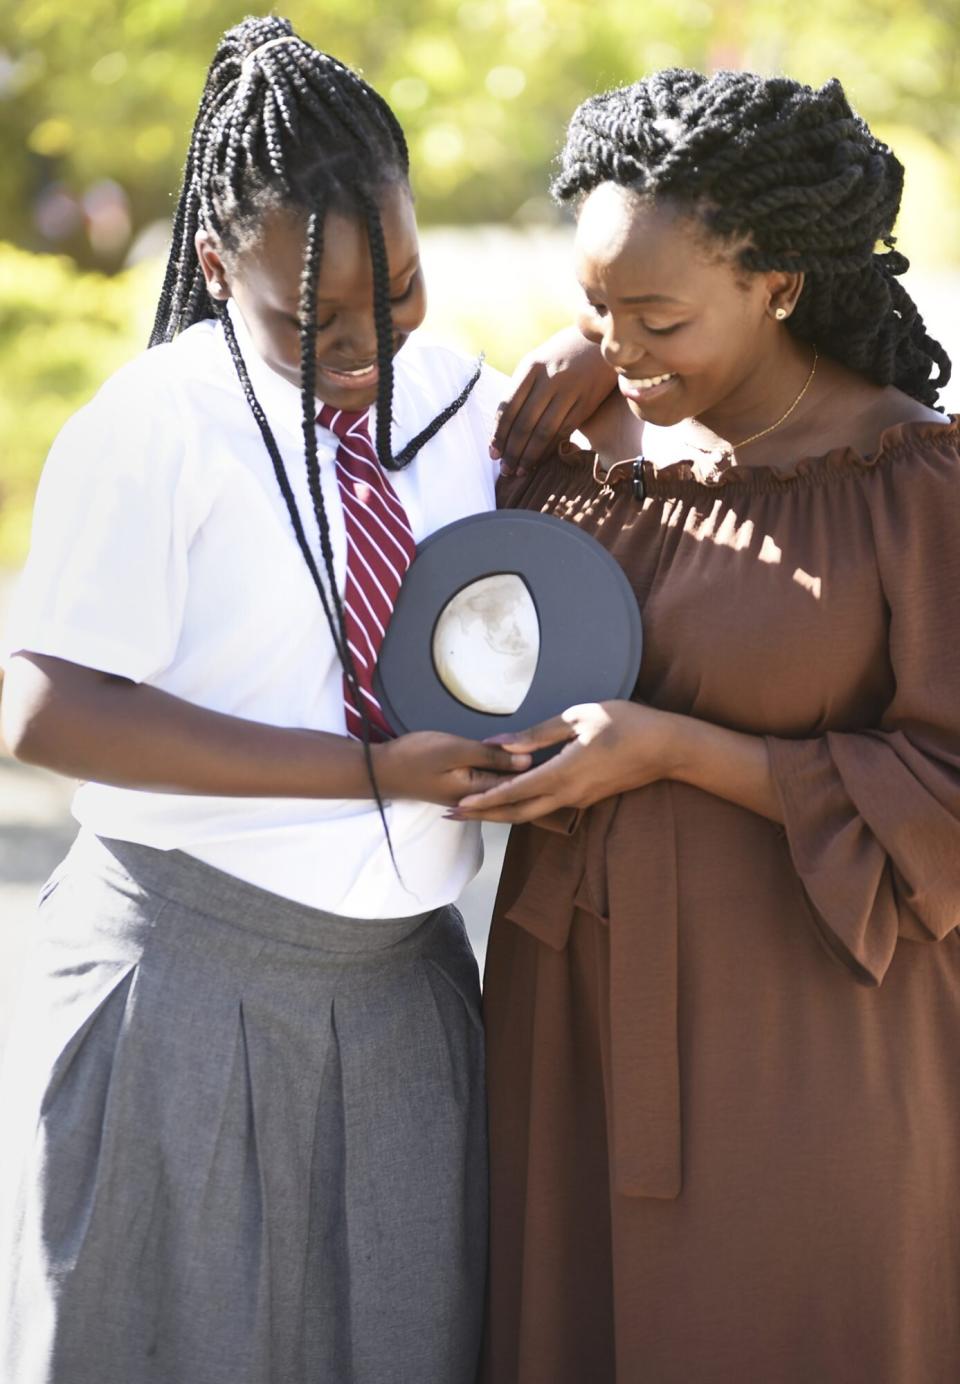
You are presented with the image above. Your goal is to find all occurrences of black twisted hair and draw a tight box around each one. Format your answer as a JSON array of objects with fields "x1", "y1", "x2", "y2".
[
  {"x1": 553, "y1": 69, "x2": 950, "y2": 407},
  {"x1": 150, "y1": 16, "x2": 482, "y2": 848}
]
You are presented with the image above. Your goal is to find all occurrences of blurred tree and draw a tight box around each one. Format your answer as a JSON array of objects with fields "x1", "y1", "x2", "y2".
[{"x1": 2, "y1": 0, "x2": 960, "y2": 270}]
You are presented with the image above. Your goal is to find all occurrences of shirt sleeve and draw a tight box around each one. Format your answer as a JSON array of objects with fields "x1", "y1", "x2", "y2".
[
  {"x1": 419, "y1": 340, "x2": 509, "y2": 480},
  {"x1": 3, "y1": 356, "x2": 204, "y2": 683},
  {"x1": 471, "y1": 359, "x2": 511, "y2": 424},
  {"x1": 766, "y1": 434, "x2": 960, "y2": 984},
  {"x1": 446, "y1": 353, "x2": 509, "y2": 488}
]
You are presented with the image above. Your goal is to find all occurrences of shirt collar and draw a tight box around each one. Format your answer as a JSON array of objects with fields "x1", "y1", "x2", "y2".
[
  {"x1": 224, "y1": 299, "x2": 317, "y2": 443},
  {"x1": 223, "y1": 300, "x2": 416, "y2": 452}
]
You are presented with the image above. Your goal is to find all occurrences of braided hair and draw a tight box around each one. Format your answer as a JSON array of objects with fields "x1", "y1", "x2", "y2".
[
  {"x1": 150, "y1": 15, "x2": 480, "y2": 849},
  {"x1": 553, "y1": 70, "x2": 950, "y2": 407}
]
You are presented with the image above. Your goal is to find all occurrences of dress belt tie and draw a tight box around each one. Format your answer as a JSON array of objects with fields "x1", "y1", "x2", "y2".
[{"x1": 503, "y1": 786, "x2": 682, "y2": 1200}]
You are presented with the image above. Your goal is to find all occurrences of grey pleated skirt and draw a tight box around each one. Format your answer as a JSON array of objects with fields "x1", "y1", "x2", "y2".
[{"x1": 0, "y1": 831, "x2": 487, "y2": 1384}]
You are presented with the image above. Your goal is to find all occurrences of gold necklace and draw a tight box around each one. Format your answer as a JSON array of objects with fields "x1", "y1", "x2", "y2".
[{"x1": 734, "y1": 346, "x2": 818, "y2": 451}]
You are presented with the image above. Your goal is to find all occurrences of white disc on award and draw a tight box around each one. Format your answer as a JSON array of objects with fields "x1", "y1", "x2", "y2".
[
  {"x1": 432, "y1": 574, "x2": 540, "y2": 715},
  {"x1": 374, "y1": 511, "x2": 642, "y2": 741}
]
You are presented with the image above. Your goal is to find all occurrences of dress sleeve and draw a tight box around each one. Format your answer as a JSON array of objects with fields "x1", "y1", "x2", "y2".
[
  {"x1": 3, "y1": 357, "x2": 204, "y2": 683},
  {"x1": 766, "y1": 435, "x2": 960, "y2": 984}
]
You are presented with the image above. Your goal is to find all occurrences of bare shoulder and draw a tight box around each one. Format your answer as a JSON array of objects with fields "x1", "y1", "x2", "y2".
[
  {"x1": 862, "y1": 385, "x2": 946, "y2": 432},
  {"x1": 803, "y1": 362, "x2": 950, "y2": 459}
]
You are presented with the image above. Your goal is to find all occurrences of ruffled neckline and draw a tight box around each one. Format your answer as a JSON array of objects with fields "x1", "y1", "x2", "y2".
[{"x1": 570, "y1": 414, "x2": 960, "y2": 496}]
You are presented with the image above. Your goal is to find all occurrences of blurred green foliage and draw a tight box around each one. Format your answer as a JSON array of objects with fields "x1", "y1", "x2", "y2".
[{"x1": 3, "y1": 0, "x2": 960, "y2": 267}]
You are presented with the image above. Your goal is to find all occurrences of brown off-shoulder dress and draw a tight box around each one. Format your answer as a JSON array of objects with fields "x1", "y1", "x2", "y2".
[{"x1": 481, "y1": 420, "x2": 960, "y2": 1384}]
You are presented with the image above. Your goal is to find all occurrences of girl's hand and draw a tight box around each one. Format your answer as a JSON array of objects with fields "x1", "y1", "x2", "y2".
[
  {"x1": 491, "y1": 327, "x2": 617, "y2": 477},
  {"x1": 373, "y1": 731, "x2": 532, "y2": 807},
  {"x1": 448, "y1": 701, "x2": 681, "y2": 823}
]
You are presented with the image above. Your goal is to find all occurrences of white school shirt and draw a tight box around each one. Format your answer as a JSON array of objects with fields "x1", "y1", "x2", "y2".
[{"x1": 5, "y1": 305, "x2": 507, "y2": 917}]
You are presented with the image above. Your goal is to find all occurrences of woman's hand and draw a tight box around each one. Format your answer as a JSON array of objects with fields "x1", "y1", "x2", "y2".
[
  {"x1": 373, "y1": 731, "x2": 532, "y2": 807},
  {"x1": 447, "y1": 699, "x2": 784, "y2": 826},
  {"x1": 491, "y1": 327, "x2": 617, "y2": 477},
  {"x1": 447, "y1": 701, "x2": 681, "y2": 823}
]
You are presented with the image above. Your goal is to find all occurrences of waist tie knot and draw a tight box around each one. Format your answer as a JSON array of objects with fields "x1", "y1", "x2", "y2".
[{"x1": 502, "y1": 786, "x2": 682, "y2": 1199}]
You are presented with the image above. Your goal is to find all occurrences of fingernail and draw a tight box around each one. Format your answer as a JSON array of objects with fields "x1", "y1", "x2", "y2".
[
  {"x1": 443, "y1": 811, "x2": 465, "y2": 821},
  {"x1": 489, "y1": 444, "x2": 501, "y2": 460},
  {"x1": 499, "y1": 464, "x2": 516, "y2": 478}
]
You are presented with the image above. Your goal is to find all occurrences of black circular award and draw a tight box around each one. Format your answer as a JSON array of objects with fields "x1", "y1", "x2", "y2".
[{"x1": 373, "y1": 511, "x2": 642, "y2": 739}]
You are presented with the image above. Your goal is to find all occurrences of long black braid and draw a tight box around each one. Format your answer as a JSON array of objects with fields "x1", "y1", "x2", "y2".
[
  {"x1": 149, "y1": 16, "x2": 482, "y2": 843},
  {"x1": 553, "y1": 70, "x2": 950, "y2": 407}
]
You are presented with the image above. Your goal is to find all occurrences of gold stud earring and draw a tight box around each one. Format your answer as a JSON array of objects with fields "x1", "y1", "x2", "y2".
[{"x1": 775, "y1": 307, "x2": 788, "y2": 321}]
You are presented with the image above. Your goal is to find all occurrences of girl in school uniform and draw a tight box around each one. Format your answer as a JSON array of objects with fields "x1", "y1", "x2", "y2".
[{"x1": 0, "y1": 16, "x2": 595, "y2": 1383}]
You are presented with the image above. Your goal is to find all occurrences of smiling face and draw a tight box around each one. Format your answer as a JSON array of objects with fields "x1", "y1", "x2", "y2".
[
  {"x1": 574, "y1": 182, "x2": 799, "y2": 433},
  {"x1": 197, "y1": 179, "x2": 426, "y2": 411}
]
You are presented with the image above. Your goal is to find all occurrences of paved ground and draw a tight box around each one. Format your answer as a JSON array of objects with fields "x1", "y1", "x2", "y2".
[
  {"x1": 0, "y1": 754, "x2": 75, "y2": 1056},
  {"x1": 0, "y1": 748, "x2": 506, "y2": 1059}
]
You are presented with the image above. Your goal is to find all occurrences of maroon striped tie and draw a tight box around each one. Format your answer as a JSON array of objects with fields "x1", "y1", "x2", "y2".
[{"x1": 317, "y1": 404, "x2": 416, "y2": 741}]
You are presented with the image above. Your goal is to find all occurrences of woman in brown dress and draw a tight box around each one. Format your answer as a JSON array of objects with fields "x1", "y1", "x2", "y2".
[{"x1": 457, "y1": 72, "x2": 960, "y2": 1382}]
